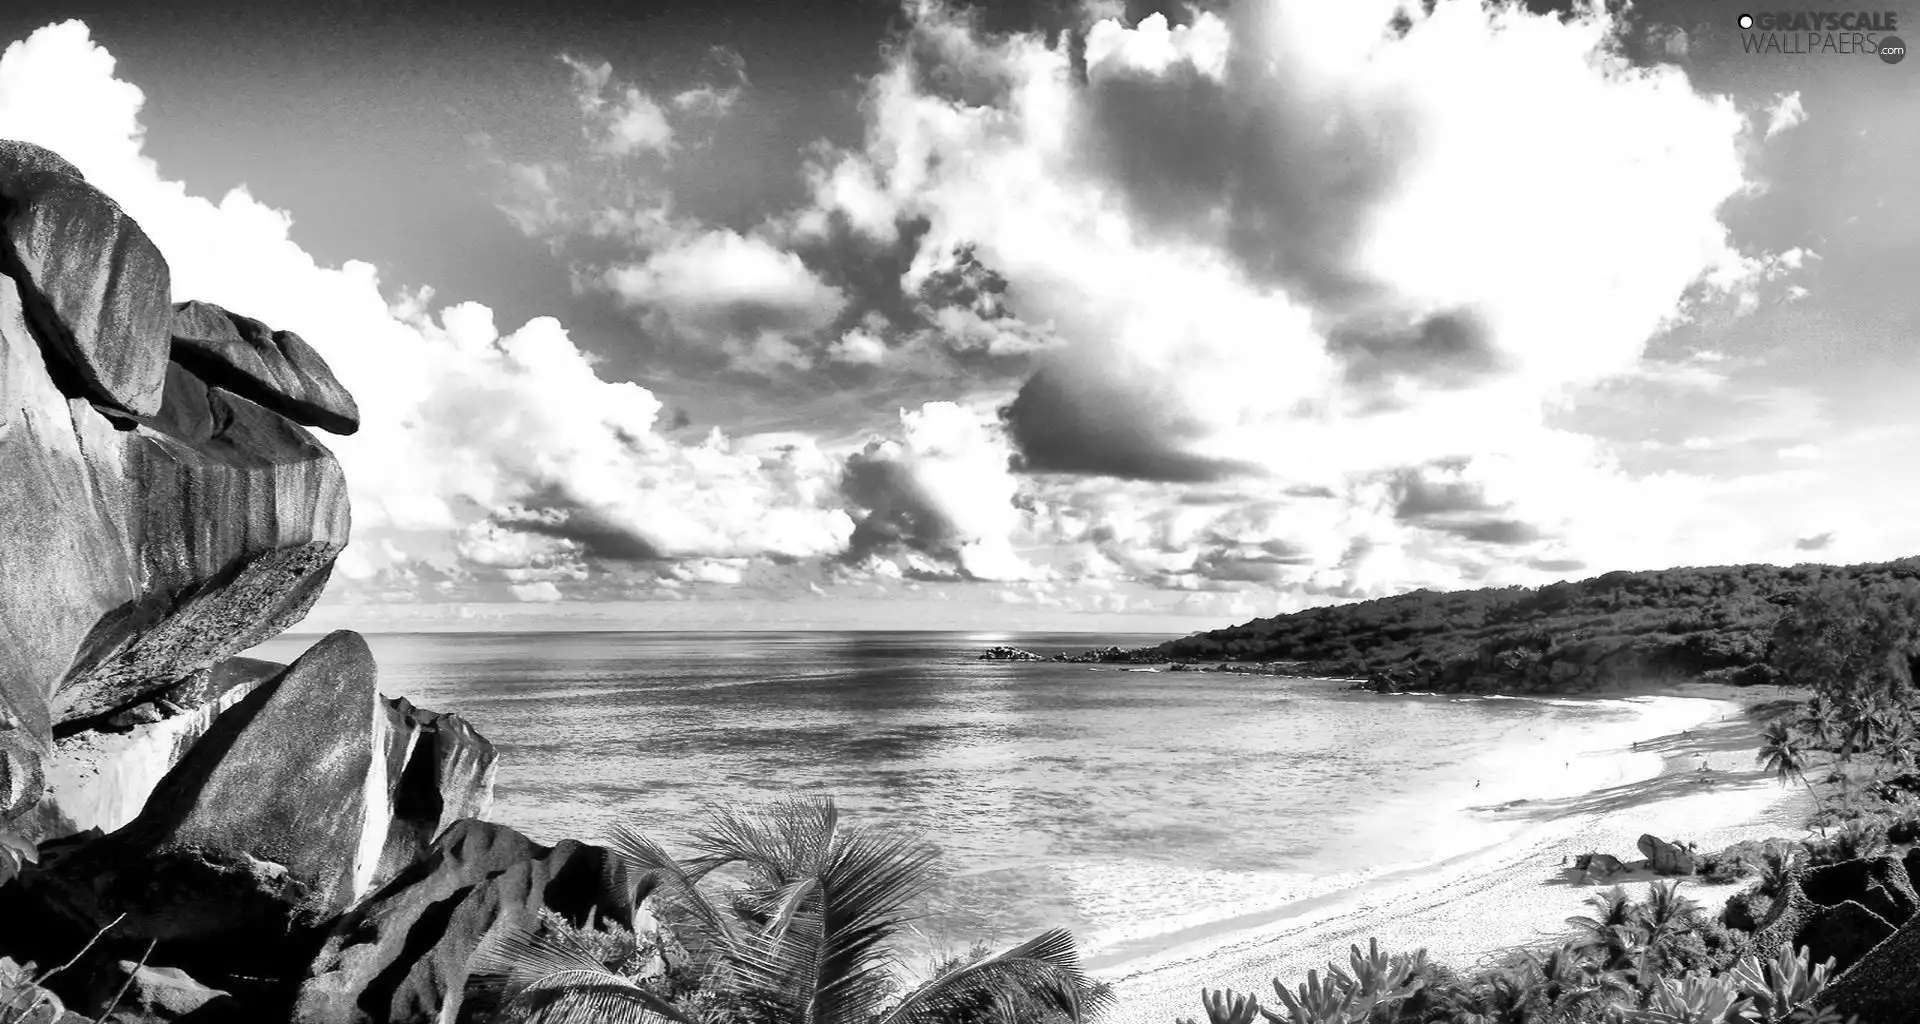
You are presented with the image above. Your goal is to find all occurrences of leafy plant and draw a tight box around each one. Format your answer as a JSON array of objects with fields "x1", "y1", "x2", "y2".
[
  {"x1": 1724, "y1": 944, "x2": 1838, "y2": 1023},
  {"x1": 0, "y1": 828, "x2": 34, "y2": 889},
  {"x1": 1620, "y1": 974, "x2": 1748, "y2": 1024},
  {"x1": 471, "y1": 797, "x2": 1105, "y2": 1024},
  {"x1": 1261, "y1": 941, "x2": 1425, "y2": 1024}
]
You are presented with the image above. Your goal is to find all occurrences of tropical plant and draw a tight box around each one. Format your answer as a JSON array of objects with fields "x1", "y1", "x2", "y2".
[
  {"x1": 1433, "y1": 967, "x2": 1544, "y2": 1024},
  {"x1": 471, "y1": 798, "x2": 1106, "y2": 1024},
  {"x1": 1724, "y1": 944, "x2": 1840, "y2": 1023},
  {"x1": 0, "y1": 828, "x2": 33, "y2": 889},
  {"x1": 1527, "y1": 941, "x2": 1631, "y2": 1016},
  {"x1": 1567, "y1": 888, "x2": 1646, "y2": 974},
  {"x1": 1754, "y1": 846, "x2": 1803, "y2": 901},
  {"x1": 1824, "y1": 819, "x2": 1888, "y2": 863},
  {"x1": 1756, "y1": 723, "x2": 1821, "y2": 809},
  {"x1": 1179, "y1": 988, "x2": 1259, "y2": 1024},
  {"x1": 1185, "y1": 940, "x2": 1427, "y2": 1024},
  {"x1": 1618, "y1": 974, "x2": 1747, "y2": 1024}
]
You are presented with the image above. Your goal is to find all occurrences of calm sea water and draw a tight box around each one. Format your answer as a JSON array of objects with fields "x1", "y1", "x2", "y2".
[{"x1": 244, "y1": 630, "x2": 1704, "y2": 966}]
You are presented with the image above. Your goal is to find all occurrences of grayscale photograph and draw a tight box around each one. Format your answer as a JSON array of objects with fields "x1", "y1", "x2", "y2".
[{"x1": 0, "y1": 0, "x2": 1913, "y2": 1022}]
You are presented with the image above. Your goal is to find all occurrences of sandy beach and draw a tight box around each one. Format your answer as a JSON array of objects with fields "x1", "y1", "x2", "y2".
[{"x1": 1097, "y1": 686, "x2": 1816, "y2": 1024}]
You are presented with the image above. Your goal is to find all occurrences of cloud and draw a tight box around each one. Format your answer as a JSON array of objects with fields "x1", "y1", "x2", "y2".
[
  {"x1": 1764, "y1": 91, "x2": 1807, "y2": 140},
  {"x1": 840, "y1": 401, "x2": 1042, "y2": 581},
  {"x1": 1778, "y1": 444, "x2": 1821, "y2": 460},
  {"x1": 0, "y1": 20, "x2": 856, "y2": 603},
  {"x1": 600, "y1": 229, "x2": 847, "y2": 367},
  {"x1": 510, "y1": 581, "x2": 565, "y2": 602},
  {"x1": 798, "y1": 0, "x2": 1769, "y2": 491},
  {"x1": 1794, "y1": 532, "x2": 1834, "y2": 552},
  {"x1": 562, "y1": 55, "x2": 675, "y2": 157},
  {"x1": 9, "y1": 11, "x2": 1899, "y2": 620}
]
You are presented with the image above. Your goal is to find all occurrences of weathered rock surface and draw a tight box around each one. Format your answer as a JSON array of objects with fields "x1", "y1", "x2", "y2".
[
  {"x1": 1803, "y1": 854, "x2": 1918, "y2": 927},
  {"x1": 0, "y1": 140, "x2": 171, "y2": 418},
  {"x1": 372, "y1": 697, "x2": 497, "y2": 885},
  {"x1": 1796, "y1": 900, "x2": 1895, "y2": 974},
  {"x1": 25, "y1": 658, "x2": 285, "y2": 843},
  {"x1": 1822, "y1": 905, "x2": 1920, "y2": 1023},
  {"x1": 83, "y1": 961, "x2": 237, "y2": 1023},
  {"x1": 170, "y1": 302, "x2": 358, "y2": 435},
  {"x1": 1748, "y1": 875, "x2": 1818, "y2": 962},
  {"x1": 16, "y1": 633, "x2": 498, "y2": 978},
  {"x1": 1638, "y1": 833, "x2": 1698, "y2": 876},
  {"x1": 1, "y1": 268, "x2": 349, "y2": 822},
  {"x1": 295, "y1": 819, "x2": 623, "y2": 1024}
]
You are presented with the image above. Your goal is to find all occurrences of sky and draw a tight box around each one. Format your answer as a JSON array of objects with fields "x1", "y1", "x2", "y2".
[{"x1": 1, "y1": 0, "x2": 1915, "y2": 633}]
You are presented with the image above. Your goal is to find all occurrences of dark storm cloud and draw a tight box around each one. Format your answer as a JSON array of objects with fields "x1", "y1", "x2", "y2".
[
  {"x1": 1388, "y1": 465, "x2": 1545, "y2": 547},
  {"x1": 1000, "y1": 366, "x2": 1263, "y2": 483},
  {"x1": 1078, "y1": 4, "x2": 1418, "y2": 309},
  {"x1": 497, "y1": 488, "x2": 663, "y2": 562},
  {"x1": 837, "y1": 444, "x2": 965, "y2": 575},
  {"x1": 1391, "y1": 466, "x2": 1493, "y2": 519}
]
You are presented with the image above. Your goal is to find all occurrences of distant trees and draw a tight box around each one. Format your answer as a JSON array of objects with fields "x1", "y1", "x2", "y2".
[
  {"x1": 1163, "y1": 558, "x2": 1920, "y2": 694},
  {"x1": 1767, "y1": 579, "x2": 1920, "y2": 710}
]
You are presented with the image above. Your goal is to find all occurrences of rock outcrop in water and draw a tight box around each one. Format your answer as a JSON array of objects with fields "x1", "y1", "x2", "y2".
[{"x1": 0, "y1": 139, "x2": 597, "y2": 1023}]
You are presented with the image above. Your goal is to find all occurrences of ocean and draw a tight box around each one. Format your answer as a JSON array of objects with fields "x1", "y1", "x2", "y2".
[{"x1": 244, "y1": 630, "x2": 1720, "y2": 972}]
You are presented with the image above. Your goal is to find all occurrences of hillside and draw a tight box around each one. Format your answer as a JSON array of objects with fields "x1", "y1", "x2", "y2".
[{"x1": 1156, "y1": 557, "x2": 1920, "y2": 693}]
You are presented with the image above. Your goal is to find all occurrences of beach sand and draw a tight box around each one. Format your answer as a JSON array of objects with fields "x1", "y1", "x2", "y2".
[{"x1": 1097, "y1": 687, "x2": 1815, "y2": 1024}]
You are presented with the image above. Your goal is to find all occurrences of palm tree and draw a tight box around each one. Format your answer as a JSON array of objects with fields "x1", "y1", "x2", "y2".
[
  {"x1": 1565, "y1": 887, "x2": 1645, "y2": 974},
  {"x1": 1874, "y1": 705, "x2": 1919, "y2": 773},
  {"x1": 1795, "y1": 697, "x2": 1838, "y2": 753},
  {"x1": 471, "y1": 798, "x2": 1107, "y2": 1024},
  {"x1": 1757, "y1": 720, "x2": 1823, "y2": 810},
  {"x1": 1435, "y1": 968, "x2": 1541, "y2": 1024},
  {"x1": 1525, "y1": 943, "x2": 1628, "y2": 1018}
]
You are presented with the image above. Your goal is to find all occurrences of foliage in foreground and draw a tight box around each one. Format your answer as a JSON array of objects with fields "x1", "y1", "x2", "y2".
[
  {"x1": 469, "y1": 797, "x2": 1109, "y2": 1024},
  {"x1": 1179, "y1": 934, "x2": 1847, "y2": 1024}
]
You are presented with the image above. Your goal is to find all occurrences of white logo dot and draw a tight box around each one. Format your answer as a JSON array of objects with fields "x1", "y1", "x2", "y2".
[{"x1": 1739, "y1": 14, "x2": 1754, "y2": 29}]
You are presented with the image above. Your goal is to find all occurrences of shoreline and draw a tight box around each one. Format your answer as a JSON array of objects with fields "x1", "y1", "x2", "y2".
[{"x1": 1093, "y1": 685, "x2": 1814, "y2": 1024}]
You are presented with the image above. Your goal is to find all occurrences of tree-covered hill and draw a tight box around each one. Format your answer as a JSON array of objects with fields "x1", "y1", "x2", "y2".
[{"x1": 1157, "y1": 557, "x2": 1920, "y2": 693}]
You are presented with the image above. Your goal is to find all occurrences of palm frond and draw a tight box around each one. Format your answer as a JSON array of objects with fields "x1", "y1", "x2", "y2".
[
  {"x1": 468, "y1": 924, "x2": 697, "y2": 1024},
  {"x1": 877, "y1": 928, "x2": 1109, "y2": 1024}
]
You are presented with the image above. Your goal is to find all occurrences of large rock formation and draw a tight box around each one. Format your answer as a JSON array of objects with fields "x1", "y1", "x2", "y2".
[
  {"x1": 82, "y1": 961, "x2": 237, "y2": 1023},
  {"x1": 1, "y1": 260, "x2": 349, "y2": 821},
  {"x1": 1822, "y1": 906, "x2": 1920, "y2": 1023},
  {"x1": 372, "y1": 697, "x2": 498, "y2": 884},
  {"x1": 170, "y1": 301, "x2": 359, "y2": 435},
  {"x1": 16, "y1": 633, "x2": 495, "y2": 975},
  {"x1": 1802, "y1": 855, "x2": 1918, "y2": 927},
  {"x1": 0, "y1": 141, "x2": 171, "y2": 418},
  {"x1": 1796, "y1": 900, "x2": 1895, "y2": 974},
  {"x1": 1638, "y1": 834, "x2": 1699, "y2": 876},
  {"x1": 295, "y1": 819, "x2": 622, "y2": 1024},
  {"x1": 0, "y1": 140, "x2": 519, "y2": 1023},
  {"x1": 28, "y1": 657, "x2": 285, "y2": 841}
]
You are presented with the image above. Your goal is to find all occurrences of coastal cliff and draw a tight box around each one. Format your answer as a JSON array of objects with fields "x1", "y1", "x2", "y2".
[
  {"x1": 0, "y1": 140, "x2": 618, "y2": 1023},
  {"x1": 1149, "y1": 559, "x2": 1920, "y2": 694}
]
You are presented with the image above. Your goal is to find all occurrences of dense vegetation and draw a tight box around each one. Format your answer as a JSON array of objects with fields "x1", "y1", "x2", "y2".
[{"x1": 1156, "y1": 558, "x2": 1920, "y2": 694}]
